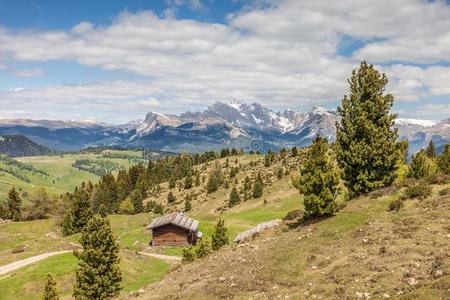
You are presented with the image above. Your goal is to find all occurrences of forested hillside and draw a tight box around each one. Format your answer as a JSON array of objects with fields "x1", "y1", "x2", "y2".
[{"x1": 0, "y1": 135, "x2": 51, "y2": 157}]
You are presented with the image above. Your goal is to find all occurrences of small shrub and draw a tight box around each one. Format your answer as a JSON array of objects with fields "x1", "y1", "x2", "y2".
[
  {"x1": 404, "y1": 184, "x2": 432, "y2": 200},
  {"x1": 194, "y1": 239, "x2": 210, "y2": 259},
  {"x1": 182, "y1": 247, "x2": 195, "y2": 263},
  {"x1": 283, "y1": 209, "x2": 304, "y2": 221},
  {"x1": 388, "y1": 198, "x2": 404, "y2": 212}
]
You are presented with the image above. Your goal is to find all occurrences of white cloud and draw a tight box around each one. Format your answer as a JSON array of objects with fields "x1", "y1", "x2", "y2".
[{"x1": 0, "y1": 0, "x2": 449, "y2": 121}]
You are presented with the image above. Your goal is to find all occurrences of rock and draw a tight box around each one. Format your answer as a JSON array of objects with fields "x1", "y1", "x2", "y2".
[
  {"x1": 407, "y1": 277, "x2": 417, "y2": 286},
  {"x1": 11, "y1": 244, "x2": 26, "y2": 253},
  {"x1": 219, "y1": 277, "x2": 226, "y2": 282},
  {"x1": 355, "y1": 292, "x2": 370, "y2": 299},
  {"x1": 383, "y1": 293, "x2": 391, "y2": 298}
]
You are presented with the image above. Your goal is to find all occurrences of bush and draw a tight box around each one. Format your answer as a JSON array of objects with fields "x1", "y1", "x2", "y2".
[
  {"x1": 388, "y1": 198, "x2": 404, "y2": 212},
  {"x1": 403, "y1": 184, "x2": 432, "y2": 200},
  {"x1": 283, "y1": 209, "x2": 304, "y2": 221},
  {"x1": 194, "y1": 239, "x2": 210, "y2": 259},
  {"x1": 182, "y1": 247, "x2": 195, "y2": 263}
]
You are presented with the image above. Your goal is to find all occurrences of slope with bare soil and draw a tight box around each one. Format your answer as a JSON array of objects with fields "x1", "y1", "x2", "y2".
[{"x1": 127, "y1": 184, "x2": 450, "y2": 300}]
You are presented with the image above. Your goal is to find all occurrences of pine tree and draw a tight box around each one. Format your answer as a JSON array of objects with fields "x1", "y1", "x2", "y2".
[
  {"x1": 194, "y1": 238, "x2": 210, "y2": 258},
  {"x1": 73, "y1": 215, "x2": 122, "y2": 300},
  {"x1": 116, "y1": 170, "x2": 131, "y2": 201},
  {"x1": 437, "y1": 144, "x2": 450, "y2": 174},
  {"x1": 167, "y1": 191, "x2": 176, "y2": 205},
  {"x1": 119, "y1": 198, "x2": 135, "y2": 214},
  {"x1": 425, "y1": 140, "x2": 437, "y2": 159},
  {"x1": 264, "y1": 155, "x2": 271, "y2": 167},
  {"x1": 43, "y1": 274, "x2": 59, "y2": 300},
  {"x1": 211, "y1": 219, "x2": 229, "y2": 250},
  {"x1": 194, "y1": 173, "x2": 201, "y2": 186},
  {"x1": 129, "y1": 189, "x2": 143, "y2": 213},
  {"x1": 28, "y1": 187, "x2": 54, "y2": 220},
  {"x1": 408, "y1": 150, "x2": 436, "y2": 179},
  {"x1": 182, "y1": 246, "x2": 195, "y2": 263},
  {"x1": 168, "y1": 176, "x2": 176, "y2": 189},
  {"x1": 252, "y1": 174, "x2": 264, "y2": 199},
  {"x1": 206, "y1": 173, "x2": 218, "y2": 194},
  {"x1": 62, "y1": 188, "x2": 93, "y2": 236},
  {"x1": 184, "y1": 199, "x2": 192, "y2": 212},
  {"x1": 295, "y1": 136, "x2": 340, "y2": 219},
  {"x1": 336, "y1": 61, "x2": 400, "y2": 197},
  {"x1": 291, "y1": 146, "x2": 298, "y2": 157},
  {"x1": 243, "y1": 176, "x2": 251, "y2": 191},
  {"x1": 228, "y1": 187, "x2": 240, "y2": 207},
  {"x1": 184, "y1": 173, "x2": 193, "y2": 189},
  {"x1": 7, "y1": 188, "x2": 22, "y2": 221}
]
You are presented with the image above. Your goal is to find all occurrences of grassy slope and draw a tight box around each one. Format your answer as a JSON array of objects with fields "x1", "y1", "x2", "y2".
[
  {"x1": 0, "y1": 150, "x2": 143, "y2": 200},
  {"x1": 0, "y1": 213, "x2": 170, "y2": 300},
  {"x1": 132, "y1": 183, "x2": 450, "y2": 300},
  {"x1": 0, "y1": 252, "x2": 169, "y2": 300}
]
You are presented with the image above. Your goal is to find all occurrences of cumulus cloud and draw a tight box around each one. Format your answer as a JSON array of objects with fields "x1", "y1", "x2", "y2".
[{"x1": 0, "y1": 0, "x2": 449, "y2": 121}]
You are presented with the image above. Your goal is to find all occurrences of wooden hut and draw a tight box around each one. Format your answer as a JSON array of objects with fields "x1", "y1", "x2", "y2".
[{"x1": 147, "y1": 212, "x2": 202, "y2": 246}]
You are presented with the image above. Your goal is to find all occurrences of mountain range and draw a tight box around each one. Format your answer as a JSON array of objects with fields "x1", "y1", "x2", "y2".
[{"x1": 0, "y1": 100, "x2": 448, "y2": 154}]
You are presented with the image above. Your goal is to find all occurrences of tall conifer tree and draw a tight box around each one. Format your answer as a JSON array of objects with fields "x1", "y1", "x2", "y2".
[
  {"x1": 43, "y1": 274, "x2": 59, "y2": 300},
  {"x1": 336, "y1": 61, "x2": 400, "y2": 196},
  {"x1": 296, "y1": 136, "x2": 340, "y2": 218},
  {"x1": 73, "y1": 215, "x2": 122, "y2": 300},
  {"x1": 7, "y1": 187, "x2": 22, "y2": 221}
]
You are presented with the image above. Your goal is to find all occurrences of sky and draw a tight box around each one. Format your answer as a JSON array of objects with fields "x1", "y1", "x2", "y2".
[{"x1": 0, "y1": 0, "x2": 449, "y2": 123}]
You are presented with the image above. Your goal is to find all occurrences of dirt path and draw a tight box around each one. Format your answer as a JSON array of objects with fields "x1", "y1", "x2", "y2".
[
  {"x1": 139, "y1": 252, "x2": 182, "y2": 263},
  {"x1": 0, "y1": 250, "x2": 73, "y2": 276}
]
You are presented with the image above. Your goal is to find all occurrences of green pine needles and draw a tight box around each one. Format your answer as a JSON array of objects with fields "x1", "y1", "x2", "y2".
[
  {"x1": 296, "y1": 136, "x2": 340, "y2": 218},
  {"x1": 43, "y1": 274, "x2": 59, "y2": 300},
  {"x1": 336, "y1": 61, "x2": 401, "y2": 197},
  {"x1": 73, "y1": 215, "x2": 122, "y2": 300}
]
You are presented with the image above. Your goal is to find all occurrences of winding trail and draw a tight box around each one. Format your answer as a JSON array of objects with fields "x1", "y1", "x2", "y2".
[
  {"x1": 139, "y1": 252, "x2": 182, "y2": 263},
  {"x1": 0, "y1": 250, "x2": 180, "y2": 277},
  {"x1": 0, "y1": 250, "x2": 73, "y2": 276}
]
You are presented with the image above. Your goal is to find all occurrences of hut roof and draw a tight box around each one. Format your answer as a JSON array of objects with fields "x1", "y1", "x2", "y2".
[{"x1": 147, "y1": 212, "x2": 199, "y2": 232}]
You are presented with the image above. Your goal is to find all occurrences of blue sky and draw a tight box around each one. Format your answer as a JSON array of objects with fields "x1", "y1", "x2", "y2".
[{"x1": 0, "y1": 0, "x2": 449, "y2": 122}]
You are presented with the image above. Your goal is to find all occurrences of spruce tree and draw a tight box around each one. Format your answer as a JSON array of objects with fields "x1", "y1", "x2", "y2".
[
  {"x1": 43, "y1": 274, "x2": 59, "y2": 300},
  {"x1": 228, "y1": 187, "x2": 240, "y2": 207},
  {"x1": 252, "y1": 181, "x2": 263, "y2": 198},
  {"x1": 116, "y1": 170, "x2": 131, "y2": 201},
  {"x1": 296, "y1": 136, "x2": 340, "y2": 218},
  {"x1": 118, "y1": 198, "x2": 135, "y2": 214},
  {"x1": 129, "y1": 189, "x2": 143, "y2": 213},
  {"x1": 243, "y1": 176, "x2": 251, "y2": 191},
  {"x1": 437, "y1": 144, "x2": 450, "y2": 174},
  {"x1": 184, "y1": 199, "x2": 192, "y2": 212},
  {"x1": 167, "y1": 191, "x2": 176, "y2": 205},
  {"x1": 408, "y1": 150, "x2": 436, "y2": 179},
  {"x1": 7, "y1": 188, "x2": 22, "y2": 221},
  {"x1": 62, "y1": 188, "x2": 93, "y2": 236},
  {"x1": 74, "y1": 215, "x2": 122, "y2": 300},
  {"x1": 425, "y1": 140, "x2": 437, "y2": 159},
  {"x1": 168, "y1": 176, "x2": 176, "y2": 189},
  {"x1": 336, "y1": 61, "x2": 400, "y2": 197},
  {"x1": 184, "y1": 173, "x2": 193, "y2": 189},
  {"x1": 211, "y1": 219, "x2": 229, "y2": 250},
  {"x1": 194, "y1": 238, "x2": 210, "y2": 258}
]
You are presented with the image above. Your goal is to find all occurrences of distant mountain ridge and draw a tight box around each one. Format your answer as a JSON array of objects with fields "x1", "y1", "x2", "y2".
[
  {"x1": 0, "y1": 101, "x2": 448, "y2": 154},
  {"x1": 0, "y1": 135, "x2": 51, "y2": 157}
]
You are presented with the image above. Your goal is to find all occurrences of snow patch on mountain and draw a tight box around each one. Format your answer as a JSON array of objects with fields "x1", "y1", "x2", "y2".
[{"x1": 396, "y1": 118, "x2": 437, "y2": 127}]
